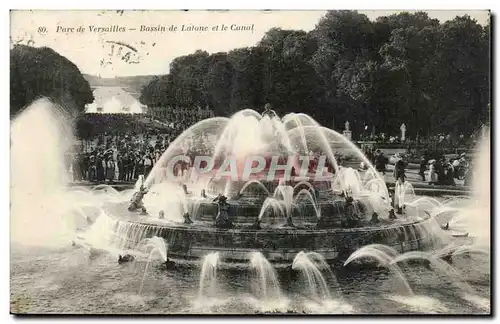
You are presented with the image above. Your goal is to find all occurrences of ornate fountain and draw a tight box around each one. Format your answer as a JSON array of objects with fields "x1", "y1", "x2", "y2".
[
  {"x1": 110, "y1": 108, "x2": 442, "y2": 267},
  {"x1": 11, "y1": 99, "x2": 488, "y2": 314}
]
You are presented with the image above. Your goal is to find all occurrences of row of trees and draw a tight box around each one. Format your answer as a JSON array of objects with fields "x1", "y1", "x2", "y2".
[
  {"x1": 10, "y1": 45, "x2": 94, "y2": 118},
  {"x1": 140, "y1": 11, "x2": 490, "y2": 138}
]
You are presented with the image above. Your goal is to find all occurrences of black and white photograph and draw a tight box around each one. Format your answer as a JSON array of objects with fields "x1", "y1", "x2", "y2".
[{"x1": 9, "y1": 9, "x2": 491, "y2": 315}]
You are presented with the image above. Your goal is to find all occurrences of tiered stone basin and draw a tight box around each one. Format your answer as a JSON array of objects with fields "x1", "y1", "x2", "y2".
[
  {"x1": 110, "y1": 178, "x2": 438, "y2": 266},
  {"x1": 110, "y1": 214, "x2": 436, "y2": 266}
]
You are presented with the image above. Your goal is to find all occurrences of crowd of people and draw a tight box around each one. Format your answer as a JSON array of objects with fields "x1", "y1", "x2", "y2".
[
  {"x1": 422, "y1": 153, "x2": 471, "y2": 186},
  {"x1": 69, "y1": 109, "x2": 215, "y2": 183},
  {"x1": 69, "y1": 139, "x2": 162, "y2": 183},
  {"x1": 68, "y1": 129, "x2": 215, "y2": 183},
  {"x1": 68, "y1": 132, "x2": 472, "y2": 187},
  {"x1": 362, "y1": 148, "x2": 389, "y2": 175},
  {"x1": 361, "y1": 145, "x2": 472, "y2": 186},
  {"x1": 358, "y1": 132, "x2": 478, "y2": 149}
]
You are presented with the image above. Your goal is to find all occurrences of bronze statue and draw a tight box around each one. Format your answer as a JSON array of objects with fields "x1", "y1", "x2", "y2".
[
  {"x1": 183, "y1": 212, "x2": 193, "y2": 224},
  {"x1": 128, "y1": 185, "x2": 148, "y2": 213},
  {"x1": 388, "y1": 208, "x2": 397, "y2": 220},
  {"x1": 118, "y1": 254, "x2": 135, "y2": 264},
  {"x1": 284, "y1": 215, "x2": 295, "y2": 228},
  {"x1": 213, "y1": 194, "x2": 233, "y2": 229},
  {"x1": 263, "y1": 103, "x2": 272, "y2": 116},
  {"x1": 342, "y1": 194, "x2": 359, "y2": 228},
  {"x1": 263, "y1": 103, "x2": 276, "y2": 118},
  {"x1": 370, "y1": 212, "x2": 380, "y2": 225}
]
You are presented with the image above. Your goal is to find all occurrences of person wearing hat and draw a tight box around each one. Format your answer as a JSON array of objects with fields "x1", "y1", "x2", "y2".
[
  {"x1": 96, "y1": 153, "x2": 105, "y2": 182},
  {"x1": 436, "y1": 158, "x2": 446, "y2": 185},
  {"x1": 143, "y1": 153, "x2": 153, "y2": 178},
  {"x1": 88, "y1": 154, "x2": 96, "y2": 182},
  {"x1": 134, "y1": 154, "x2": 143, "y2": 180},
  {"x1": 105, "y1": 155, "x2": 115, "y2": 183},
  {"x1": 419, "y1": 156, "x2": 427, "y2": 181},
  {"x1": 117, "y1": 153, "x2": 125, "y2": 181},
  {"x1": 375, "y1": 150, "x2": 387, "y2": 175},
  {"x1": 444, "y1": 159, "x2": 456, "y2": 185},
  {"x1": 393, "y1": 154, "x2": 407, "y2": 183},
  {"x1": 453, "y1": 153, "x2": 468, "y2": 180},
  {"x1": 464, "y1": 162, "x2": 473, "y2": 186}
]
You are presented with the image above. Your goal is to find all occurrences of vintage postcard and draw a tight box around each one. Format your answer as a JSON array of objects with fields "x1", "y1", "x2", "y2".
[{"x1": 10, "y1": 9, "x2": 491, "y2": 315}]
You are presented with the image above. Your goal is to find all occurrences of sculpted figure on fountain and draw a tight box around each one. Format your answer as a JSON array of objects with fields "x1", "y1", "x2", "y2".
[
  {"x1": 128, "y1": 185, "x2": 148, "y2": 213},
  {"x1": 388, "y1": 208, "x2": 397, "y2": 220},
  {"x1": 213, "y1": 194, "x2": 233, "y2": 229},
  {"x1": 284, "y1": 215, "x2": 295, "y2": 228},
  {"x1": 118, "y1": 254, "x2": 135, "y2": 264},
  {"x1": 262, "y1": 103, "x2": 275, "y2": 118},
  {"x1": 370, "y1": 212, "x2": 380, "y2": 225},
  {"x1": 183, "y1": 213, "x2": 193, "y2": 224},
  {"x1": 341, "y1": 194, "x2": 360, "y2": 228}
]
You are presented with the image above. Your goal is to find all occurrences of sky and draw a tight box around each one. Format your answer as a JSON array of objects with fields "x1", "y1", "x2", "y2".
[{"x1": 10, "y1": 10, "x2": 490, "y2": 78}]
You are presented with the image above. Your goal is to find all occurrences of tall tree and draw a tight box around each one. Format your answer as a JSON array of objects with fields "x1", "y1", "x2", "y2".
[
  {"x1": 10, "y1": 45, "x2": 94, "y2": 118},
  {"x1": 311, "y1": 10, "x2": 377, "y2": 132},
  {"x1": 228, "y1": 47, "x2": 265, "y2": 112},
  {"x1": 169, "y1": 50, "x2": 210, "y2": 106},
  {"x1": 379, "y1": 24, "x2": 442, "y2": 137},
  {"x1": 203, "y1": 52, "x2": 234, "y2": 116},
  {"x1": 137, "y1": 11, "x2": 491, "y2": 139},
  {"x1": 433, "y1": 15, "x2": 490, "y2": 135}
]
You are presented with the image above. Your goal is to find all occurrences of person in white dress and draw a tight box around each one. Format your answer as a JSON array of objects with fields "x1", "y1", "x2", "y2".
[{"x1": 428, "y1": 160, "x2": 437, "y2": 184}]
